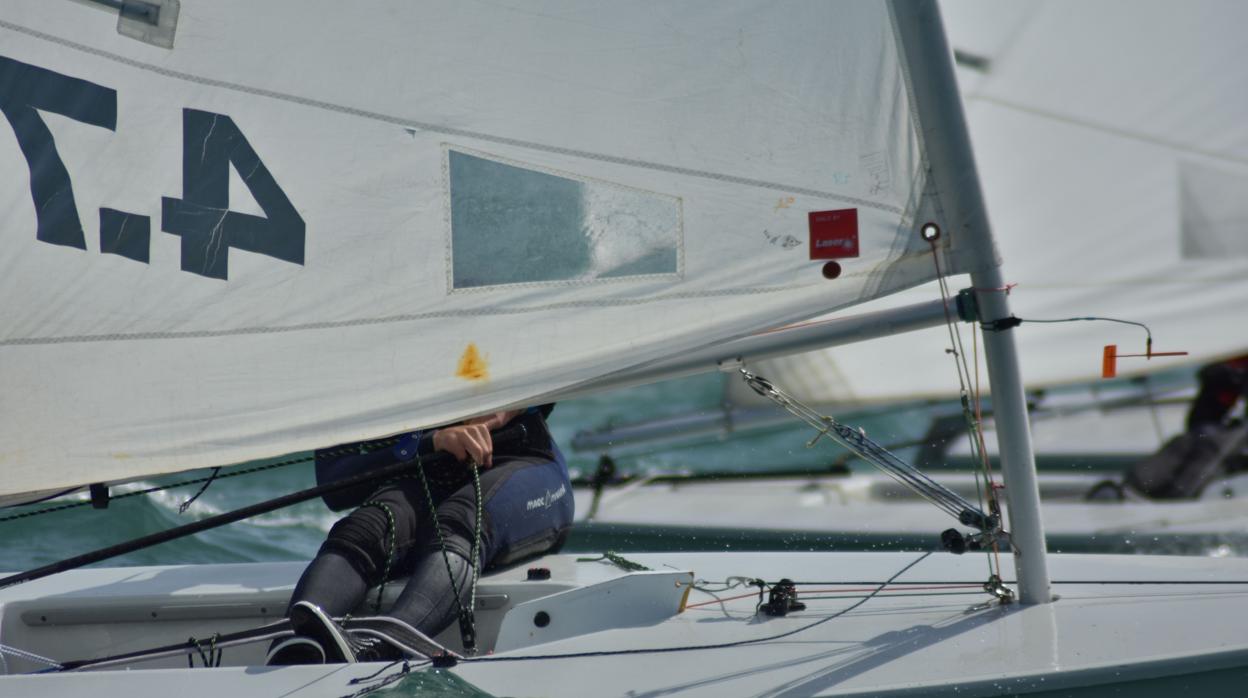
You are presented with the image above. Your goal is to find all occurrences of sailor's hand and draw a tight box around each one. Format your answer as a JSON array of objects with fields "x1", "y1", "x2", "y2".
[
  {"x1": 431, "y1": 410, "x2": 524, "y2": 467},
  {"x1": 432, "y1": 423, "x2": 494, "y2": 467}
]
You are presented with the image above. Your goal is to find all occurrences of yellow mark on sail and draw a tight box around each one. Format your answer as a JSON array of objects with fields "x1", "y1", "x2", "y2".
[{"x1": 456, "y1": 343, "x2": 489, "y2": 381}]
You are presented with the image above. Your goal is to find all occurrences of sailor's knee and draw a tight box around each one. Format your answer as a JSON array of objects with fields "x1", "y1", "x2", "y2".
[{"x1": 320, "y1": 506, "x2": 393, "y2": 577}]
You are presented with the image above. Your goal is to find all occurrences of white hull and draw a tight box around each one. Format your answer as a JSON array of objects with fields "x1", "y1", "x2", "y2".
[
  {"x1": 4, "y1": 552, "x2": 1248, "y2": 696},
  {"x1": 572, "y1": 471, "x2": 1248, "y2": 550}
]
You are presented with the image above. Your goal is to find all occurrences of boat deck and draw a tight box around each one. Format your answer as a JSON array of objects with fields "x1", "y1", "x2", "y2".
[{"x1": 4, "y1": 552, "x2": 1248, "y2": 696}]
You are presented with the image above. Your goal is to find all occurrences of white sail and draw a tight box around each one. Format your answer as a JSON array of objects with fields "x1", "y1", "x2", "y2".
[
  {"x1": 0, "y1": 2, "x2": 971, "y2": 498},
  {"x1": 726, "y1": 0, "x2": 1248, "y2": 408}
]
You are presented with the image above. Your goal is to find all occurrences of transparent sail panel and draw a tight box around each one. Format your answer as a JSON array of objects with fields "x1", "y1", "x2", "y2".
[{"x1": 449, "y1": 151, "x2": 681, "y2": 289}]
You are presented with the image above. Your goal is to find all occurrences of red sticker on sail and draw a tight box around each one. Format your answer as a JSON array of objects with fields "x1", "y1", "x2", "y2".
[{"x1": 808, "y1": 209, "x2": 859, "y2": 260}]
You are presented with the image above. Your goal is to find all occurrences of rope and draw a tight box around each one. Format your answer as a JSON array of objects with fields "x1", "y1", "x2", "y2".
[
  {"x1": 576, "y1": 551, "x2": 653, "y2": 572},
  {"x1": 186, "y1": 634, "x2": 223, "y2": 668},
  {"x1": 0, "y1": 436, "x2": 402, "y2": 525},
  {"x1": 468, "y1": 462, "x2": 483, "y2": 616},
  {"x1": 412, "y1": 450, "x2": 483, "y2": 653},
  {"x1": 462, "y1": 551, "x2": 936, "y2": 664},
  {"x1": 358, "y1": 500, "x2": 398, "y2": 614},
  {"x1": 178, "y1": 467, "x2": 220, "y2": 514},
  {"x1": 340, "y1": 660, "x2": 422, "y2": 698},
  {"x1": 683, "y1": 583, "x2": 983, "y2": 609},
  {"x1": 927, "y1": 241, "x2": 1004, "y2": 580}
]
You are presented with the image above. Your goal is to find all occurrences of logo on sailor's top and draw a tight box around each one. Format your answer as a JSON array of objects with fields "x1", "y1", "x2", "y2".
[{"x1": 526, "y1": 484, "x2": 568, "y2": 511}]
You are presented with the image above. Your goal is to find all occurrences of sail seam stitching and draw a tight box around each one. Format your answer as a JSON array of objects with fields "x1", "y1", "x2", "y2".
[
  {"x1": 965, "y1": 93, "x2": 1248, "y2": 168},
  {"x1": 0, "y1": 284, "x2": 824, "y2": 346},
  {"x1": 0, "y1": 19, "x2": 904, "y2": 215}
]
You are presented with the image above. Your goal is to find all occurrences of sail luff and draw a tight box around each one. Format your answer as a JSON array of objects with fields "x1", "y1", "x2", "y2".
[{"x1": 888, "y1": 0, "x2": 1051, "y2": 604}]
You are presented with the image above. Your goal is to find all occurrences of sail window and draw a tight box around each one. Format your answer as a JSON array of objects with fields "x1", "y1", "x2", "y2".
[
  {"x1": 1179, "y1": 160, "x2": 1248, "y2": 259},
  {"x1": 448, "y1": 150, "x2": 682, "y2": 289}
]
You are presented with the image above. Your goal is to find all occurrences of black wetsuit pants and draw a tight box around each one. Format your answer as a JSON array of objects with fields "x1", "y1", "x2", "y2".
[{"x1": 289, "y1": 419, "x2": 573, "y2": 637}]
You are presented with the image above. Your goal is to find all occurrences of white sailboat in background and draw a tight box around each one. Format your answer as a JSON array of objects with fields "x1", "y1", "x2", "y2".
[
  {"x1": 3, "y1": 1, "x2": 1248, "y2": 695},
  {"x1": 569, "y1": 0, "x2": 1248, "y2": 552}
]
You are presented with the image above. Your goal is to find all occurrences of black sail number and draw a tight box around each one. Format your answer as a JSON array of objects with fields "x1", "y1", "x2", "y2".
[
  {"x1": 0, "y1": 55, "x2": 117, "y2": 250},
  {"x1": 161, "y1": 109, "x2": 305, "y2": 280},
  {"x1": 1, "y1": 54, "x2": 305, "y2": 280}
]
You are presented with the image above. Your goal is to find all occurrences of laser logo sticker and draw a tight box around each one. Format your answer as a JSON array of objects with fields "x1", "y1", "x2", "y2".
[{"x1": 808, "y1": 208, "x2": 859, "y2": 260}]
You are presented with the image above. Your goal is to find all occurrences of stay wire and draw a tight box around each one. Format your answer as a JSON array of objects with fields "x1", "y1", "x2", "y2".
[
  {"x1": 972, "y1": 329, "x2": 1005, "y2": 576},
  {"x1": 743, "y1": 371, "x2": 978, "y2": 523},
  {"x1": 927, "y1": 241, "x2": 1003, "y2": 580}
]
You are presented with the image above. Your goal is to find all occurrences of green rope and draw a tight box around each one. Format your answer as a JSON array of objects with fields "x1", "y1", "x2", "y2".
[
  {"x1": 576, "y1": 551, "x2": 652, "y2": 572},
  {"x1": 412, "y1": 453, "x2": 484, "y2": 650},
  {"x1": 468, "y1": 461, "x2": 483, "y2": 614},
  {"x1": 359, "y1": 500, "x2": 398, "y2": 614}
]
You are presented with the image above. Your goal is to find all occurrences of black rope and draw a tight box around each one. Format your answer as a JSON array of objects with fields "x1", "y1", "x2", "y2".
[
  {"x1": 0, "y1": 456, "x2": 308, "y2": 524},
  {"x1": 341, "y1": 660, "x2": 422, "y2": 697},
  {"x1": 0, "y1": 441, "x2": 479, "y2": 590},
  {"x1": 186, "y1": 634, "x2": 222, "y2": 668},
  {"x1": 178, "y1": 467, "x2": 220, "y2": 514},
  {"x1": 0, "y1": 437, "x2": 403, "y2": 524}
]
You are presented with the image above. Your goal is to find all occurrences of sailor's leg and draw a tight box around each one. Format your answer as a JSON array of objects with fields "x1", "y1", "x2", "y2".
[
  {"x1": 388, "y1": 547, "x2": 473, "y2": 637},
  {"x1": 290, "y1": 484, "x2": 426, "y2": 616},
  {"x1": 388, "y1": 455, "x2": 573, "y2": 635},
  {"x1": 287, "y1": 551, "x2": 369, "y2": 617}
]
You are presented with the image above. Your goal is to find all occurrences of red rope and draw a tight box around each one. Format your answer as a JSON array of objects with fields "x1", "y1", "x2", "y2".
[{"x1": 684, "y1": 584, "x2": 984, "y2": 610}]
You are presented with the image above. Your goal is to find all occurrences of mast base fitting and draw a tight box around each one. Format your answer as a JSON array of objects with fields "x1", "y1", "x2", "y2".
[
  {"x1": 759, "y1": 579, "x2": 806, "y2": 616},
  {"x1": 983, "y1": 574, "x2": 1015, "y2": 604}
]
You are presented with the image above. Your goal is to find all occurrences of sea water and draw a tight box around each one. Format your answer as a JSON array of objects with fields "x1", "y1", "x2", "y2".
[{"x1": 2, "y1": 366, "x2": 1239, "y2": 572}]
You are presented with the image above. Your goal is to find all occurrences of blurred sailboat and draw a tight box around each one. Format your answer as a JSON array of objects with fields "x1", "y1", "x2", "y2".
[{"x1": 569, "y1": 0, "x2": 1248, "y2": 552}]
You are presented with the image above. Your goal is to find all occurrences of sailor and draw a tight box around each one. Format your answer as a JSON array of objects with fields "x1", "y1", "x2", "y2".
[
  {"x1": 267, "y1": 404, "x2": 573, "y2": 664},
  {"x1": 1187, "y1": 355, "x2": 1248, "y2": 434},
  {"x1": 1118, "y1": 356, "x2": 1248, "y2": 499}
]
